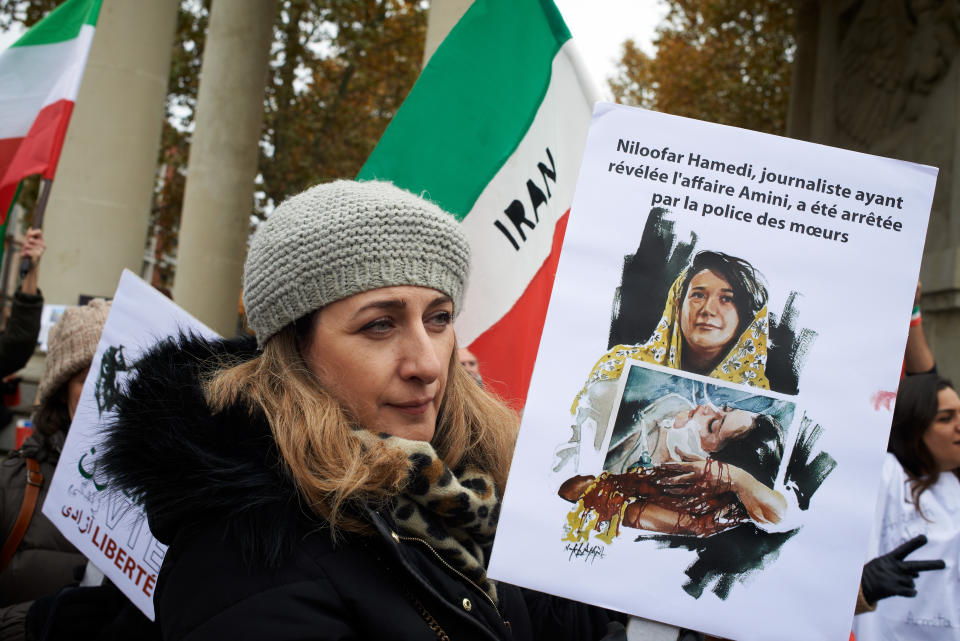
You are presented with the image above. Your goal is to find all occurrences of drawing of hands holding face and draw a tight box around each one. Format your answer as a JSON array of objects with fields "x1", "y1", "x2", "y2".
[{"x1": 660, "y1": 449, "x2": 786, "y2": 526}]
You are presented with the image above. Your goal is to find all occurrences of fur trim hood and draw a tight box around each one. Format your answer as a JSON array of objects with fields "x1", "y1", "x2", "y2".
[{"x1": 98, "y1": 333, "x2": 303, "y2": 566}]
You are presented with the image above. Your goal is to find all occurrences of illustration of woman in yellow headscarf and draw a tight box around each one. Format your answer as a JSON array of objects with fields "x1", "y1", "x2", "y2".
[
  {"x1": 578, "y1": 250, "x2": 769, "y2": 399},
  {"x1": 556, "y1": 252, "x2": 771, "y2": 474}
]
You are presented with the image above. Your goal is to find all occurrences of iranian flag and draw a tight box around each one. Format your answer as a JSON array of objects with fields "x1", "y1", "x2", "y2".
[
  {"x1": 0, "y1": 0, "x2": 101, "y2": 221},
  {"x1": 359, "y1": 0, "x2": 598, "y2": 407}
]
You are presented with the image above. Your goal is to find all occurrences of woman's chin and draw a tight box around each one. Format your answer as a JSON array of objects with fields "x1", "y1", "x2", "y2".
[
  {"x1": 372, "y1": 416, "x2": 437, "y2": 442},
  {"x1": 685, "y1": 335, "x2": 734, "y2": 359}
]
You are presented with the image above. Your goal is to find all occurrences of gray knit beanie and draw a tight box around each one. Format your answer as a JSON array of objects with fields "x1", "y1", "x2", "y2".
[
  {"x1": 243, "y1": 180, "x2": 470, "y2": 346},
  {"x1": 37, "y1": 299, "x2": 111, "y2": 407}
]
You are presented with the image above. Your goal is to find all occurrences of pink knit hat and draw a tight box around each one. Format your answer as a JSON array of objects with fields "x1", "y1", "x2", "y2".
[{"x1": 37, "y1": 299, "x2": 111, "y2": 406}]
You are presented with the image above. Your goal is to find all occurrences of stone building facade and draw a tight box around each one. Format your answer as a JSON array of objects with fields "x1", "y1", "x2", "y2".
[{"x1": 788, "y1": 0, "x2": 960, "y2": 382}]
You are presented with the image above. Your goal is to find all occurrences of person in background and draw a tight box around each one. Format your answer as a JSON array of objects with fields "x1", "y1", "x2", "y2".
[
  {"x1": 0, "y1": 299, "x2": 109, "y2": 640},
  {"x1": 458, "y1": 346, "x2": 483, "y2": 386},
  {"x1": 99, "y1": 180, "x2": 624, "y2": 640},
  {"x1": 0, "y1": 229, "x2": 46, "y2": 379},
  {"x1": 852, "y1": 374, "x2": 956, "y2": 639}
]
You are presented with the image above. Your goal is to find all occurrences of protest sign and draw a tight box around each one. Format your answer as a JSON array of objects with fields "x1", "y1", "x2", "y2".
[
  {"x1": 488, "y1": 103, "x2": 937, "y2": 641},
  {"x1": 41, "y1": 270, "x2": 218, "y2": 619}
]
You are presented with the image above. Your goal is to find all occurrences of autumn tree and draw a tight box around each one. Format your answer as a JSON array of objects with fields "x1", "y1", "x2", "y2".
[
  {"x1": 258, "y1": 0, "x2": 426, "y2": 209},
  {"x1": 0, "y1": 1, "x2": 58, "y2": 34},
  {"x1": 0, "y1": 0, "x2": 427, "y2": 288},
  {"x1": 155, "y1": 0, "x2": 427, "y2": 288},
  {"x1": 609, "y1": 0, "x2": 796, "y2": 135}
]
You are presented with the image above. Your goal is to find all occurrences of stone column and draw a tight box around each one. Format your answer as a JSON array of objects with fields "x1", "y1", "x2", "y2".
[
  {"x1": 171, "y1": 0, "x2": 276, "y2": 336},
  {"x1": 39, "y1": 0, "x2": 178, "y2": 303},
  {"x1": 788, "y1": 0, "x2": 960, "y2": 384},
  {"x1": 423, "y1": 0, "x2": 473, "y2": 67},
  {"x1": 785, "y1": 0, "x2": 819, "y2": 142}
]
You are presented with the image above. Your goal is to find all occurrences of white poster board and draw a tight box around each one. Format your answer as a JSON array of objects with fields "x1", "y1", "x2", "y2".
[
  {"x1": 41, "y1": 270, "x2": 219, "y2": 619},
  {"x1": 488, "y1": 103, "x2": 937, "y2": 641},
  {"x1": 38, "y1": 304, "x2": 68, "y2": 352}
]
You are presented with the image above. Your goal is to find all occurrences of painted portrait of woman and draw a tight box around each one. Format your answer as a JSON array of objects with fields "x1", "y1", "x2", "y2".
[
  {"x1": 579, "y1": 250, "x2": 770, "y2": 396},
  {"x1": 555, "y1": 210, "x2": 815, "y2": 480}
]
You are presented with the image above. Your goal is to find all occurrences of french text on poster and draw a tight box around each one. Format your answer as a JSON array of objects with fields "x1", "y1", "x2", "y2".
[{"x1": 488, "y1": 103, "x2": 936, "y2": 641}]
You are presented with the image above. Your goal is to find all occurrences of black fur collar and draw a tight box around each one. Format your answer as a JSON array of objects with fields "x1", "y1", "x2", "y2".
[{"x1": 98, "y1": 333, "x2": 303, "y2": 566}]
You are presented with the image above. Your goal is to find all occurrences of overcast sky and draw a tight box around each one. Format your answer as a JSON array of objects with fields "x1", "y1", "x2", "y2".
[{"x1": 554, "y1": 0, "x2": 666, "y2": 98}]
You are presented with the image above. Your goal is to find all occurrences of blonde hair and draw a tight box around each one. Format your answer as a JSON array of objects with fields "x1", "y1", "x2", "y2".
[{"x1": 204, "y1": 323, "x2": 518, "y2": 535}]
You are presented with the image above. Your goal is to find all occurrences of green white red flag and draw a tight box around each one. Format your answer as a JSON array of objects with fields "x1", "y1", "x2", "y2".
[
  {"x1": 359, "y1": 0, "x2": 598, "y2": 407},
  {"x1": 0, "y1": 0, "x2": 101, "y2": 221}
]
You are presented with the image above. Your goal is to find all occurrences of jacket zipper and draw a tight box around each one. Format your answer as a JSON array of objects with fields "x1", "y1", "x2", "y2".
[{"x1": 393, "y1": 531, "x2": 506, "y2": 625}]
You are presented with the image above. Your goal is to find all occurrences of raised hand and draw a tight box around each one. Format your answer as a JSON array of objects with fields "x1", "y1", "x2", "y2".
[
  {"x1": 20, "y1": 228, "x2": 45, "y2": 269},
  {"x1": 19, "y1": 227, "x2": 45, "y2": 294},
  {"x1": 861, "y1": 535, "x2": 945, "y2": 604}
]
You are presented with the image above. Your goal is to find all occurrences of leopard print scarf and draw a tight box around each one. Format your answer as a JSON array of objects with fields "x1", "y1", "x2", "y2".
[{"x1": 355, "y1": 430, "x2": 501, "y2": 603}]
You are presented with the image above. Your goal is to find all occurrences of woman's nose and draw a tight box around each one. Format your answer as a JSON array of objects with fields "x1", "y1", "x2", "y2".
[
  {"x1": 398, "y1": 326, "x2": 442, "y2": 382},
  {"x1": 700, "y1": 296, "x2": 718, "y2": 316}
]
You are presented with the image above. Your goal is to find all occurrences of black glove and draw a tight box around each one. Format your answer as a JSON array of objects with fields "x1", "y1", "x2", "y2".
[
  {"x1": 861, "y1": 534, "x2": 945, "y2": 605},
  {"x1": 25, "y1": 584, "x2": 123, "y2": 641},
  {"x1": 25, "y1": 581, "x2": 160, "y2": 641}
]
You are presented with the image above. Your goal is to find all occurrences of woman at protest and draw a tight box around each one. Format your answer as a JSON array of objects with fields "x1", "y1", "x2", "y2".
[
  {"x1": 99, "y1": 180, "x2": 623, "y2": 640},
  {"x1": 0, "y1": 300, "x2": 109, "y2": 640},
  {"x1": 852, "y1": 373, "x2": 957, "y2": 639}
]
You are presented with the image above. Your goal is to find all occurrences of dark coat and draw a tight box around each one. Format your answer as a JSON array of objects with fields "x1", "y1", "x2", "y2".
[
  {"x1": 0, "y1": 290, "x2": 43, "y2": 380},
  {"x1": 0, "y1": 431, "x2": 86, "y2": 641},
  {"x1": 100, "y1": 335, "x2": 621, "y2": 641}
]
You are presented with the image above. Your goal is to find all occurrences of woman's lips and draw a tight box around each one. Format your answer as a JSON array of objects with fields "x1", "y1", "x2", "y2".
[
  {"x1": 389, "y1": 399, "x2": 432, "y2": 415},
  {"x1": 694, "y1": 322, "x2": 722, "y2": 330}
]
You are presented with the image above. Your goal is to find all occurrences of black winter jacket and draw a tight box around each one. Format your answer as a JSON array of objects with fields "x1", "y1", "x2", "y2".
[
  {"x1": 0, "y1": 290, "x2": 43, "y2": 380},
  {"x1": 99, "y1": 335, "x2": 622, "y2": 641},
  {"x1": 0, "y1": 431, "x2": 85, "y2": 641}
]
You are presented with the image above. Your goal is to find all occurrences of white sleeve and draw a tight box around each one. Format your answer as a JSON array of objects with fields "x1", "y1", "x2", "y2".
[{"x1": 862, "y1": 454, "x2": 904, "y2": 561}]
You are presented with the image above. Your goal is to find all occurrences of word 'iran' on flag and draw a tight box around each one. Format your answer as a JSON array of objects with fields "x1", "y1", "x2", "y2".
[
  {"x1": 0, "y1": 0, "x2": 101, "y2": 221},
  {"x1": 359, "y1": 0, "x2": 599, "y2": 408}
]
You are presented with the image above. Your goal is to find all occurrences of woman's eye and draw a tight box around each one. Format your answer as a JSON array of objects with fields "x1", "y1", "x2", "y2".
[
  {"x1": 689, "y1": 291, "x2": 705, "y2": 300},
  {"x1": 361, "y1": 318, "x2": 394, "y2": 335},
  {"x1": 427, "y1": 311, "x2": 452, "y2": 329},
  {"x1": 720, "y1": 295, "x2": 734, "y2": 304}
]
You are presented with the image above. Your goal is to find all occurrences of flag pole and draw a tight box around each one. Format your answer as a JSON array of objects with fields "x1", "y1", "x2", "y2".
[
  {"x1": 19, "y1": 178, "x2": 52, "y2": 280},
  {"x1": 0, "y1": 202, "x2": 20, "y2": 308}
]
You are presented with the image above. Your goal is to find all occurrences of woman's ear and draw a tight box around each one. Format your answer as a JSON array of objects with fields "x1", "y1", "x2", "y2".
[{"x1": 294, "y1": 310, "x2": 318, "y2": 353}]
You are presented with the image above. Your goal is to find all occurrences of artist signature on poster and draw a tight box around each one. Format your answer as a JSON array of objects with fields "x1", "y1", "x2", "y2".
[{"x1": 565, "y1": 541, "x2": 605, "y2": 564}]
